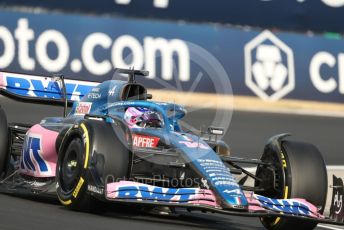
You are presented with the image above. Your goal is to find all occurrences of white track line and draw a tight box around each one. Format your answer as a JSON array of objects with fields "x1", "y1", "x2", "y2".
[
  {"x1": 148, "y1": 90, "x2": 344, "y2": 118},
  {"x1": 327, "y1": 166, "x2": 344, "y2": 171},
  {"x1": 236, "y1": 107, "x2": 344, "y2": 118},
  {"x1": 243, "y1": 166, "x2": 344, "y2": 173},
  {"x1": 318, "y1": 224, "x2": 344, "y2": 230}
]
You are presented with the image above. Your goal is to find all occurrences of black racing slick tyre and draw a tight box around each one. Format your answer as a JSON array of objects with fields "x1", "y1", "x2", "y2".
[
  {"x1": 0, "y1": 107, "x2": 8, "y2": 177},
  {"x1": 56, "y1": 118, "x2": 131, "y2": 211},
  {"x1": 255, "y1": 135, "x2": 327, "y2": 230}
]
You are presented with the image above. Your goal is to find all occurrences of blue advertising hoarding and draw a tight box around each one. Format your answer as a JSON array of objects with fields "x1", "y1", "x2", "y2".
[
  {"x1": 0, "y1": 10, "x2": 343, "y2": 102},
  {"x1": 1, "y1": 0, "x2": 344, "y2": 33}
]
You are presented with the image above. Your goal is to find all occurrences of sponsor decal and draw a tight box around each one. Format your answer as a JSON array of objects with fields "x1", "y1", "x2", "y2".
[
  {"x1": 91, "y1": 87, "x2": 100, "y2": 92},
  {"x1": 173, "y1": 132, "x2": 193, "y2": 141},
  {"x1": 87, "y1": 92, "x2": 101, "y2": 99},
  {"x1": 309, "y1": 51, "x2": 344, "y2": 95},
  {"x1": 75, "y1": 102, "x2": 92, "y2": 115},
  {"x1": 179, "y1": 141, "x2": 210, "y2": 150},
  {"x1": 0, "y1": 17, "x2": 190, "y2": 81},
  {"x1": 334, "y1": 190, "x2": 343, "y2": 214},
  {"x1": 3, "y1": 11, "x2": 344, "y2": 103},
  {"x1": 223, "y1": 189, "x2": 242, "y2": 195},
  {"x1": 330, "y1": 175, "x2": 344, "y2": 222},
  {"x1": 114, "y1": 185, "x2": 197, "y2": 201},
  {"x1": 73, "y1": 177, "x2": 85, "y2": 198},
  {"x1": 195, "y1": 158, "x2": 247, "y2": 207},
  {"x1": 244, "y1": 30, "x2": 295, "y2": 101},
  {"x1": 182, "y1": 135, "x2": 193, "y2": 141},
  {"x1": 87, "y1": 185, "x2": 104, "y2": 195},
  {"x1": 255, "y1": 194, "x2": 312, "y2": 216},
  {"x1": 245, "y1": 193, "x2": 320, "y2": 218},
  {"x1": 20, "y1": 135, "x2": 51, "y2": 175},
  {"x1": 196, "y1": 158, "x2": 246, "y2": 208},
  {"x1": 234, "y1": 197, "x2": 242, "y2": 205},
  {"x1": 0, "y1": 72, "x2": 97, "y2": 101},
  {"x1": 107, "y1": 181, "x2": 217, "y2": 207},
  {"x1": 281, "y1": 152, "x2": 287, "y2": 168},
  {"x1": 132, "y1": 134, "x2": 160, "y2": 148},
  {"x1": 201, "y1": 178, "x2": 209, "y2": 189},
  {"x1": 108, "y1": 85, "x2": 117, "y2": 96}
]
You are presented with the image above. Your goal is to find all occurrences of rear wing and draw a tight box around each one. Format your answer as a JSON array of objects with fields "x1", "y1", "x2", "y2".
[{"x1": 0, "y1": 72, "x2": 99, "y2": 106}]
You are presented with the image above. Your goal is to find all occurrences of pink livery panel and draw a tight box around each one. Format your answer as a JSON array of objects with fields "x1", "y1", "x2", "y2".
[
  {"x1": 106, "y1": 181, "x2": 324, "y2": 219},
  {"x1": 19, "y1": 124, "x2": 59, "y2": 177}
]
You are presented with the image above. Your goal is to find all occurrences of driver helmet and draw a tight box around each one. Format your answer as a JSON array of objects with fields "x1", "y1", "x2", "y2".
[{"x1": 124, "y1": 107, "x2": 162, "y2": 128}]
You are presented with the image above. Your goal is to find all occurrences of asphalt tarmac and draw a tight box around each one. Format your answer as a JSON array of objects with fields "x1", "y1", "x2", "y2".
[
  {"x1": 2, "y1": 96, "x2": 342, "y2": 164},
  {"x1": 0, "y1": 96, "x2": 343, "y2": 230}
]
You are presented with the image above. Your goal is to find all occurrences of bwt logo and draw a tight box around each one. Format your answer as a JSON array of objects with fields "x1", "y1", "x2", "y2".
[
  {"x1": 244, "y1": 30, "x2": 295, "y2": 101},
  {"x1": 1, "y1": 73, "x2": 97, "y2": 101}
]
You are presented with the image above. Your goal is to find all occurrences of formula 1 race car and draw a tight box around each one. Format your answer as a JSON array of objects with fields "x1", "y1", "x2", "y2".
[{"x1": 0, "y1": 69, "x2": 342, "y2": 230}]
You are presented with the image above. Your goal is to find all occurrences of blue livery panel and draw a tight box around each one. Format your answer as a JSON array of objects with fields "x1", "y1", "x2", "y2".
[
  {"x1": 0, "y1": 72, "x2": 98, "y2": 101},
  {"x1": 20, "y1": 136, "x2": 48, "y2": 174}
]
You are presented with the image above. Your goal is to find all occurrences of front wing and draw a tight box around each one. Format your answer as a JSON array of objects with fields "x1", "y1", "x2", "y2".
[
  {"x1": 101, "y1": 180, "x2": 343, "y2": 226},
  {"x1": 0, "y1": 175, "x2": 343, "y2": 226}
]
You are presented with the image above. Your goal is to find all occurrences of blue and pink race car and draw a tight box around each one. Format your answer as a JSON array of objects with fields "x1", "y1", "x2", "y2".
[{"x1": 0, "y1": 69, "x2": 343, "y2": 230}]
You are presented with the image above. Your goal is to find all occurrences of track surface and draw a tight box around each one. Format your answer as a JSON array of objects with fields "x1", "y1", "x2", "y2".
[
  {"x1": 0, "y1": 96, "x2": 343, "y2": 230},
  {"x1": 0, "y1": 194, "x2": 265, "y2": 230},
  {"x1": 3, "y1": 96, "x2": 342, "y2": 164},
  {"x1": 186, "y1": 109, "x2": 344, "y2": 165}
]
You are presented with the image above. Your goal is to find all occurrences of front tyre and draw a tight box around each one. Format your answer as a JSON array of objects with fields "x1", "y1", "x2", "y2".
[
  {"x1": 56, "y1": 123, "x2": 94, "y2": 211},
  {"x1": 255, "y1": 135, "x2": 327, "y2": 230},
  {"x1": 56, "y1": 119, "x2": 131, "y2": 212}
]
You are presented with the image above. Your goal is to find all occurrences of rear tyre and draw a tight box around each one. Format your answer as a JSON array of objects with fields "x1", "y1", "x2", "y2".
[
  {"x1": 0, "y1": 107, "x2": 8, "y2": 177},
  {"x1": 256, "y1": 137, "x2": 327, "y2": 230},
  {"x1": 56, "y1": 119, "x2": 131, "y2": 211}
]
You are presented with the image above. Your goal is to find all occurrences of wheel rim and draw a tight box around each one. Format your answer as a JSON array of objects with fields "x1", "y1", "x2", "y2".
[
  {"x1": 59, "y1": 139, "x2": 83, "y2": 193},
  {"x1": 255, "y1": 148, "x2": 288, "y2": 228}
]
